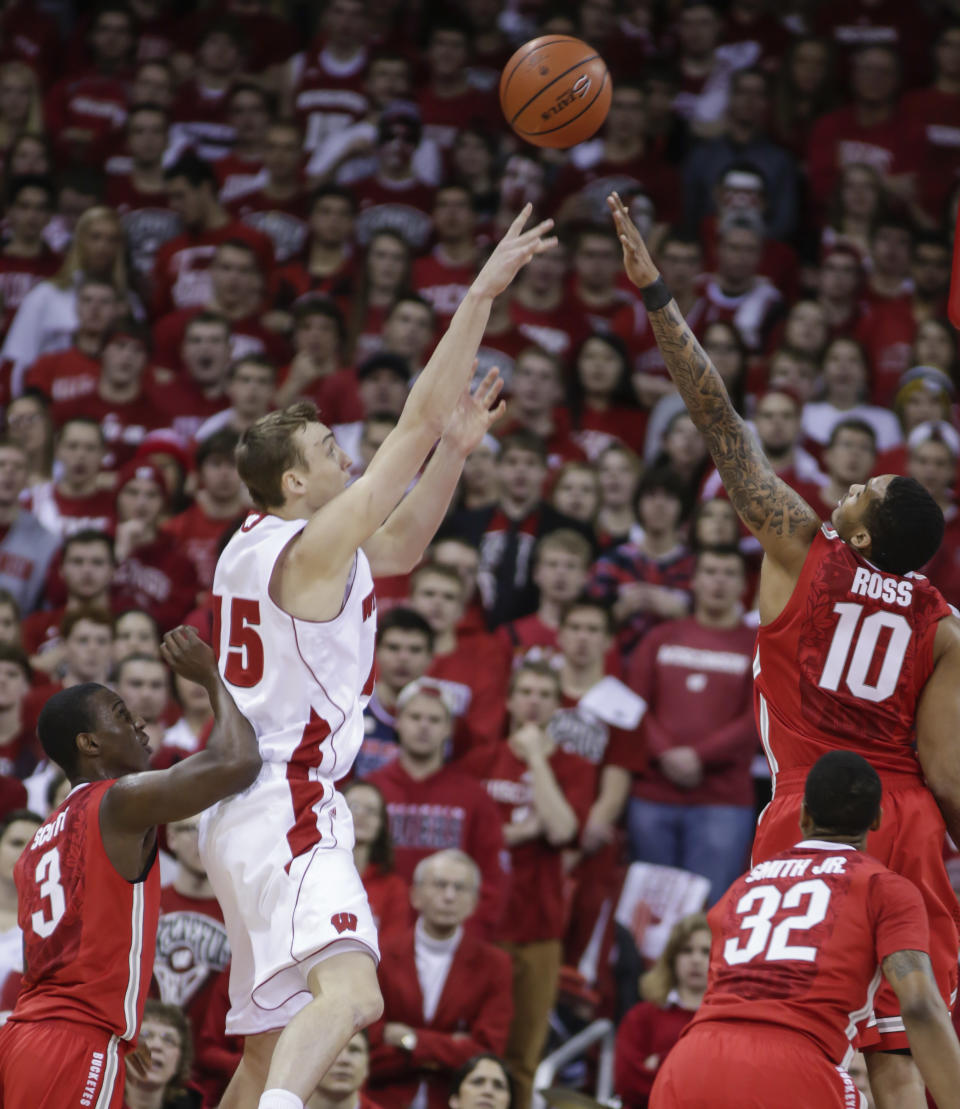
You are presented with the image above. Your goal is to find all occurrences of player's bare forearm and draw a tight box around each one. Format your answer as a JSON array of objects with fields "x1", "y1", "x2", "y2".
[
  {"x1": 607, "y1": 190, "x2": 819, "y2": 565},
  {"x1": 365, "y1": 440, "x2": 465, "y2": 575},
  {"x1": 647, "y1": 301, "x2": 819, "y2": 556},
  {"x1": 402, "y1": 206, "x2": 554, "y2": 436},
  {"x1": 883, "y1": 950, "x2": 960, "y2": 1106}
]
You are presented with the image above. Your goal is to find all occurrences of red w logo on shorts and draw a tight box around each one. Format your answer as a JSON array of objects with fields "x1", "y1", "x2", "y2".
[
  {"x1": 362, "y1": 589, "x2": 376, "y2": 621},
  {"x1": 331, "y1": 912, "x2": 358, "y2": 934}
]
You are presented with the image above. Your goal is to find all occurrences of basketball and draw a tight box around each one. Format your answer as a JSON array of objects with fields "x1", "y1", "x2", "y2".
[{"x1": 499, "y1": 35, "x2": 612, "y2": 150}]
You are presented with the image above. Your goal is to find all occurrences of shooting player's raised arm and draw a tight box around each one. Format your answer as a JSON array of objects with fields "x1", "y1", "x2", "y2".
[{"x1": 607, "y1": 192, "x2": 819, "y2": 576}]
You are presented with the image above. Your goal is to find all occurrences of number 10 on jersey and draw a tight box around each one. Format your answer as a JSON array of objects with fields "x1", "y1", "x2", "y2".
[{"x1": 818, "y1": 602, "x2": 912, "y2": 704}]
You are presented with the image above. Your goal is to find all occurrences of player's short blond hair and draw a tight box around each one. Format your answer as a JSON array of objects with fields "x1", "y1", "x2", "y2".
[{"x1": 236, "y1": 401, "x2": 317, "y2": 509}]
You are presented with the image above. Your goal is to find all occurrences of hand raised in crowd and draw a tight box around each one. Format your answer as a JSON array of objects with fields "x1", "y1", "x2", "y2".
[
  {"x1": 471, "y1": 203, "x2": 557, "y2": 299},
  {"x1": 510, "y1": 722, "x2": 552, "y2": 764},
  {"x1": 440, "y1": 365, "x2": 507, "y2": 456},
  {"x1": 607, "y1": 191, "x2": 660, "y2": 289}
]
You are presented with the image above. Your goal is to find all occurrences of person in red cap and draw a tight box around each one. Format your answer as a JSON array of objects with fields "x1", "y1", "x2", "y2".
[
  {"x1": 133, "y1": 429, "x2": 194, "y2": 509},
  {"x1": 111, "y1": 460, "x2": 199, "y2": 632}
]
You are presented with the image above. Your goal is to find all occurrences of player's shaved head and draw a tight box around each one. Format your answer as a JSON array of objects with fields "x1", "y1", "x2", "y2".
[
  {"x1": 37, "y1": 682, "x2": 109, "y2": 778},
  {"x1": 803, "y1": 751, "x2": 882, "y2": 837}
]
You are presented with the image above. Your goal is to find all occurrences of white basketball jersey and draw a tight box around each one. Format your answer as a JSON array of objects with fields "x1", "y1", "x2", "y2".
[{"x1": 211, "y1": 512, "x2": 377, "y2": 772}]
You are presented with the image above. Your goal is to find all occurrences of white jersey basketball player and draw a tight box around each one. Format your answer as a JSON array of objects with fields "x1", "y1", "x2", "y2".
[{"x1": 200, "y1": 205, "x2": 557, "y2": 1109}]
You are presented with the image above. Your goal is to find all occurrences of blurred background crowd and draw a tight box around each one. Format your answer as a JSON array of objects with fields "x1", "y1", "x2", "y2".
[{"x1": 0, "y1": 0, "x2": 957, "y2": 1106}]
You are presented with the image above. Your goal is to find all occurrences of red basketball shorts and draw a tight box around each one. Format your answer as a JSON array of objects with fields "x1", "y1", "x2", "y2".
[
  {"x1": 754, "y1": 779, "x2": 960, "y2": 1051},
  {"x1": 0, "y1": 1018, "x2": 129, "y2": 1108},
  {"x1": 651, "y1": 1023, "x2": 865, "y2": 1108}
]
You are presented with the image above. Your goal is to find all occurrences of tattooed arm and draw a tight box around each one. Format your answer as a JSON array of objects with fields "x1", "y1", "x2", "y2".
[
  {"x1": 881, "y1": 947, "x2": 960, "y2": 1105},
  {"x1": 607, "y1": 193, "x2": 820, "y2": 575}
]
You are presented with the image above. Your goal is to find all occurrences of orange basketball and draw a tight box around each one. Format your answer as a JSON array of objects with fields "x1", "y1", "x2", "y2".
[{"x1": 499, "y1": 35, "x2": 612, "y2": 150}]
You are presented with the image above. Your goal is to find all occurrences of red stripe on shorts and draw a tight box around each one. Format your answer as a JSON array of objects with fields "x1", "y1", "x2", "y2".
[{"x1": 285, "y1": 708, "x2": 332, "y2": 871}]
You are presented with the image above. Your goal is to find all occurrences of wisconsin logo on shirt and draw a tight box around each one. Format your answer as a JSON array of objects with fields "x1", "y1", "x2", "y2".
[{"x1": 331, "y1": 912, "x2": 358, "y2": 934}]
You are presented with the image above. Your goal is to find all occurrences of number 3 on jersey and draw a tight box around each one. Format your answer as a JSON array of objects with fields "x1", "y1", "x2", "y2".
[
  {"x1": 31, "y1": 847, "x2": 66, "y2": 938},
  {"x1": 724, "y1": 879, "x2": 831, "y2": 966},
  {"x1": 818, "y1": 602, "x2": 912, "y2": 704},
  {"x1": 212, "y1": 595, "x2": 264, "y2": 687}
]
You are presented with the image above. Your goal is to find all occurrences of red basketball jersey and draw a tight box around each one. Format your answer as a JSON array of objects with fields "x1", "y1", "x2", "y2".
[
  {"x1": 754, "y1": 525, "x2": 951, "y2": 786},
  {"x1": 10, "y1": 780, "x2": 160, "y2": 1041},
  {"x1": 694, "y1": 841, "x2": 928, "y2": 1066}
]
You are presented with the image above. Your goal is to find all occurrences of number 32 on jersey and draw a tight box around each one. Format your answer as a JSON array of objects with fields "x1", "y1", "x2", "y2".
[{"x1": 724, "y1": 879, "x2": 831, "y2": 966}]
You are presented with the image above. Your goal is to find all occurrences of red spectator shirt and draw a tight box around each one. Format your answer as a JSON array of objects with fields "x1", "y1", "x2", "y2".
[
  {"x1": 291, "y1": 41, "x2": 368, "y2": 154},
  {"x1": 23, "y1": 347, "x2": 100, "y2": 405},
  {"x1": 550, "y1": 154, "x2": 682, "y2": 227},
  {"x1": 361, "y1": 862, "x2": 411, "y2": 946},
  {"x1": 426, "y1": 634, "x2": 510, "y2": 753},
  {"x1": 854, "y1": 295, "x2": 916, "y2": 407},
  {"x1": 0, "y1": 4, "x2": 60, "y2": 85},
  {"x1": 626, "y1": 616, "x2": 758, "y2": 807},
  {"x1": 509, "y1": 298, "x2": 589, "y2": 361},
  {"x1": 412, "y1": 249, "x2": 477, "y2": 328},
  {"x1": 25, "y1": 482, "x2": 115, "y2": 539},
  {"x1": 163, "y1": 503, "x2": 236, "y2": 591},
  {"x1": 52, "y1": 390, "x2": 163, "y2": 470},
  {"x1": 570, "y1": 403, "x2": 647, "y2": 459},
  {"x1": 214, "y1": 152, "x2": 266, "y2": 205},
  {"x1": 693, "y1": 841, "x2": 928, "y2": 1065},
  {"x1": 754, "y1": 524, "x2": 950, "y2": 790},
  {"x1": 353, "y1": 176, "x2": 436, "y2": 252},
  {"x1": 0, "y1": 250, "x2": 60, "y2": 340},
  {"x1": 112, "y1": 534, "x2": 200, "y2": 632},
  {"x1": 20, "y1": 604, "x2": 67, "y2": 659},
  {"x1": 152, "y1": 305, "x2": 290, "y2": 373},
  {"x1": 153, "y1": 887, "x2": 230, "y2": 1065},
  {"x1": 44, "y1": 72, "x2": 128, "y2": 165},
  {"x1": 10, "y1": 780, "x2": 161, "y2": 1040},
  {"x1": 550, "y1": 687, "x2": 645, "y2": 775},
  {"x1": 105, "y1": 175, "x2": 181, "y2": 282},
  {"x1": 367, "y1": 759, "x2": 506, "y2": 940},
  {"x1": 460, "y1": 742, "x2": 595, "y2": 943},
  {"x1": 276, "y1": 365, "x2": 363, "y2": 425},
  {"x1": 148, "y1": 376, "x2": 227, "y2": 441},
  {"x1": 417, "y1": 86, "x2": 500, "y2": 150},
  {"x1": 495, "y1": 414, "x2": 586, "y2": 472},
  {"x1": 806, "y1": 106, "x2": 919, "y2": 213},
  {"x1": 227, "y1": 188, "x2": 312, "y2": 265},
  {"x1": 615, "y1": 1001, "x2": 696, "y2": 1109},
  {"x1": 151, "y1": 223, "x2": 274, "y2": 318},
  {"x1": 901, "y1": 86, "x2": 960, "y2": 223}
]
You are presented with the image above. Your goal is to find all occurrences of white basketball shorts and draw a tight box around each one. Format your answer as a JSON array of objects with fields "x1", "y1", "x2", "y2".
[{"x1": 199, "y1": 761, "x2": 380, "y2": 1036}]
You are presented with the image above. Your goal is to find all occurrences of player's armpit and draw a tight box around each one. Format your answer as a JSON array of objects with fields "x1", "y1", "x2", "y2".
[
  {"x1": 916, "y1": 617, "x2": 960, "y2": 845},
  {"x1": 646, "y1": 302, "x2": 820, "y2": 572}
]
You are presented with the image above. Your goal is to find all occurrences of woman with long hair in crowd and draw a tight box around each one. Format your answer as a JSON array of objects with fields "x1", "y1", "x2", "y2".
[
  {"x1": 614, "y1": 914, "x2": 711, "y2": 1109},
  {"x1": 0, "y1": 62, "x2": 44, "y2": 168},
  {"x1": 655, "y1": 411, "x2": 709, "y2": 504},
  {"x1": 823, "y1": 162, "x2": 886, "y2": 260},
  {"x1": 569, "y1": 332, "x2": 645, "y2": 458},
  {"x1": 802, "y1": 336, "x2": 902, "y2": 450},
  {"x1": 344, "y1": 779, "x2": 410, "y2": 947},
  {"x1": 449, "y1": 1056, "x2": 514, "y2": 1109},
  {"x1": 346, "y1": 228, "x2": 412, "y2": 363},
  {"x1": 595, "y1": 442, "x2": 642, "y2": 551},
  {"x1": 123, "y1": 1000, "x2": 200, "y2": 1109},
  {"x1": 772, "y1": 36, "x2": 836, "y2": 156},
  {"x1": 912, "y1": 317, "x2": 959, "y2": 384},
  {"x1": 1, "y1": 205, "x2": 128, "y2": 386}
]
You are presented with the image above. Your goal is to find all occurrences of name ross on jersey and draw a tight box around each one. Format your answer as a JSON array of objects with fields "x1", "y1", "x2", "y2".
[
  {"x1": 850, "y1": 566, "x2": 913, "y2": 607},
  {"x1": 31, "y1": 806, "x2": 69, "y2": 850},
  {"x1": 745, "y1": 854, "x2": 847, "y2": 883}
]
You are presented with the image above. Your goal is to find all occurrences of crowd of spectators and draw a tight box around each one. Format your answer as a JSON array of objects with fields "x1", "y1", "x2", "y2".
[{"x1": 0, "y1": 0, "x2": 957, "y2": 1105}]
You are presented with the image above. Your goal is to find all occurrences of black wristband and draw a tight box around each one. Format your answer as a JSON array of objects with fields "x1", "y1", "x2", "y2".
[{"x1": 641, "y1": 276, "x2": 672, "y2": 312}]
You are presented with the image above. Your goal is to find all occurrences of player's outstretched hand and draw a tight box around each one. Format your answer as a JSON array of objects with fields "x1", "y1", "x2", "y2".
[
  {"x1": 441, "y1": 365, "x2": 507, "y2": 456},
  {"x1": 607, "y1": 191, "x2": 660, "y2": 289},
  {"x1": 472, "y1": 203, "x2": 557, "y2": 299},
  {"x1": 160, "y1": 626, "x2": 218, "y2": 687}
]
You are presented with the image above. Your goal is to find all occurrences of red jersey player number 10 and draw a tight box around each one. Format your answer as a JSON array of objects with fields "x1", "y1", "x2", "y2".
[{"x1": 818, "y1": 602, "x2": 911, "y2": 704}]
